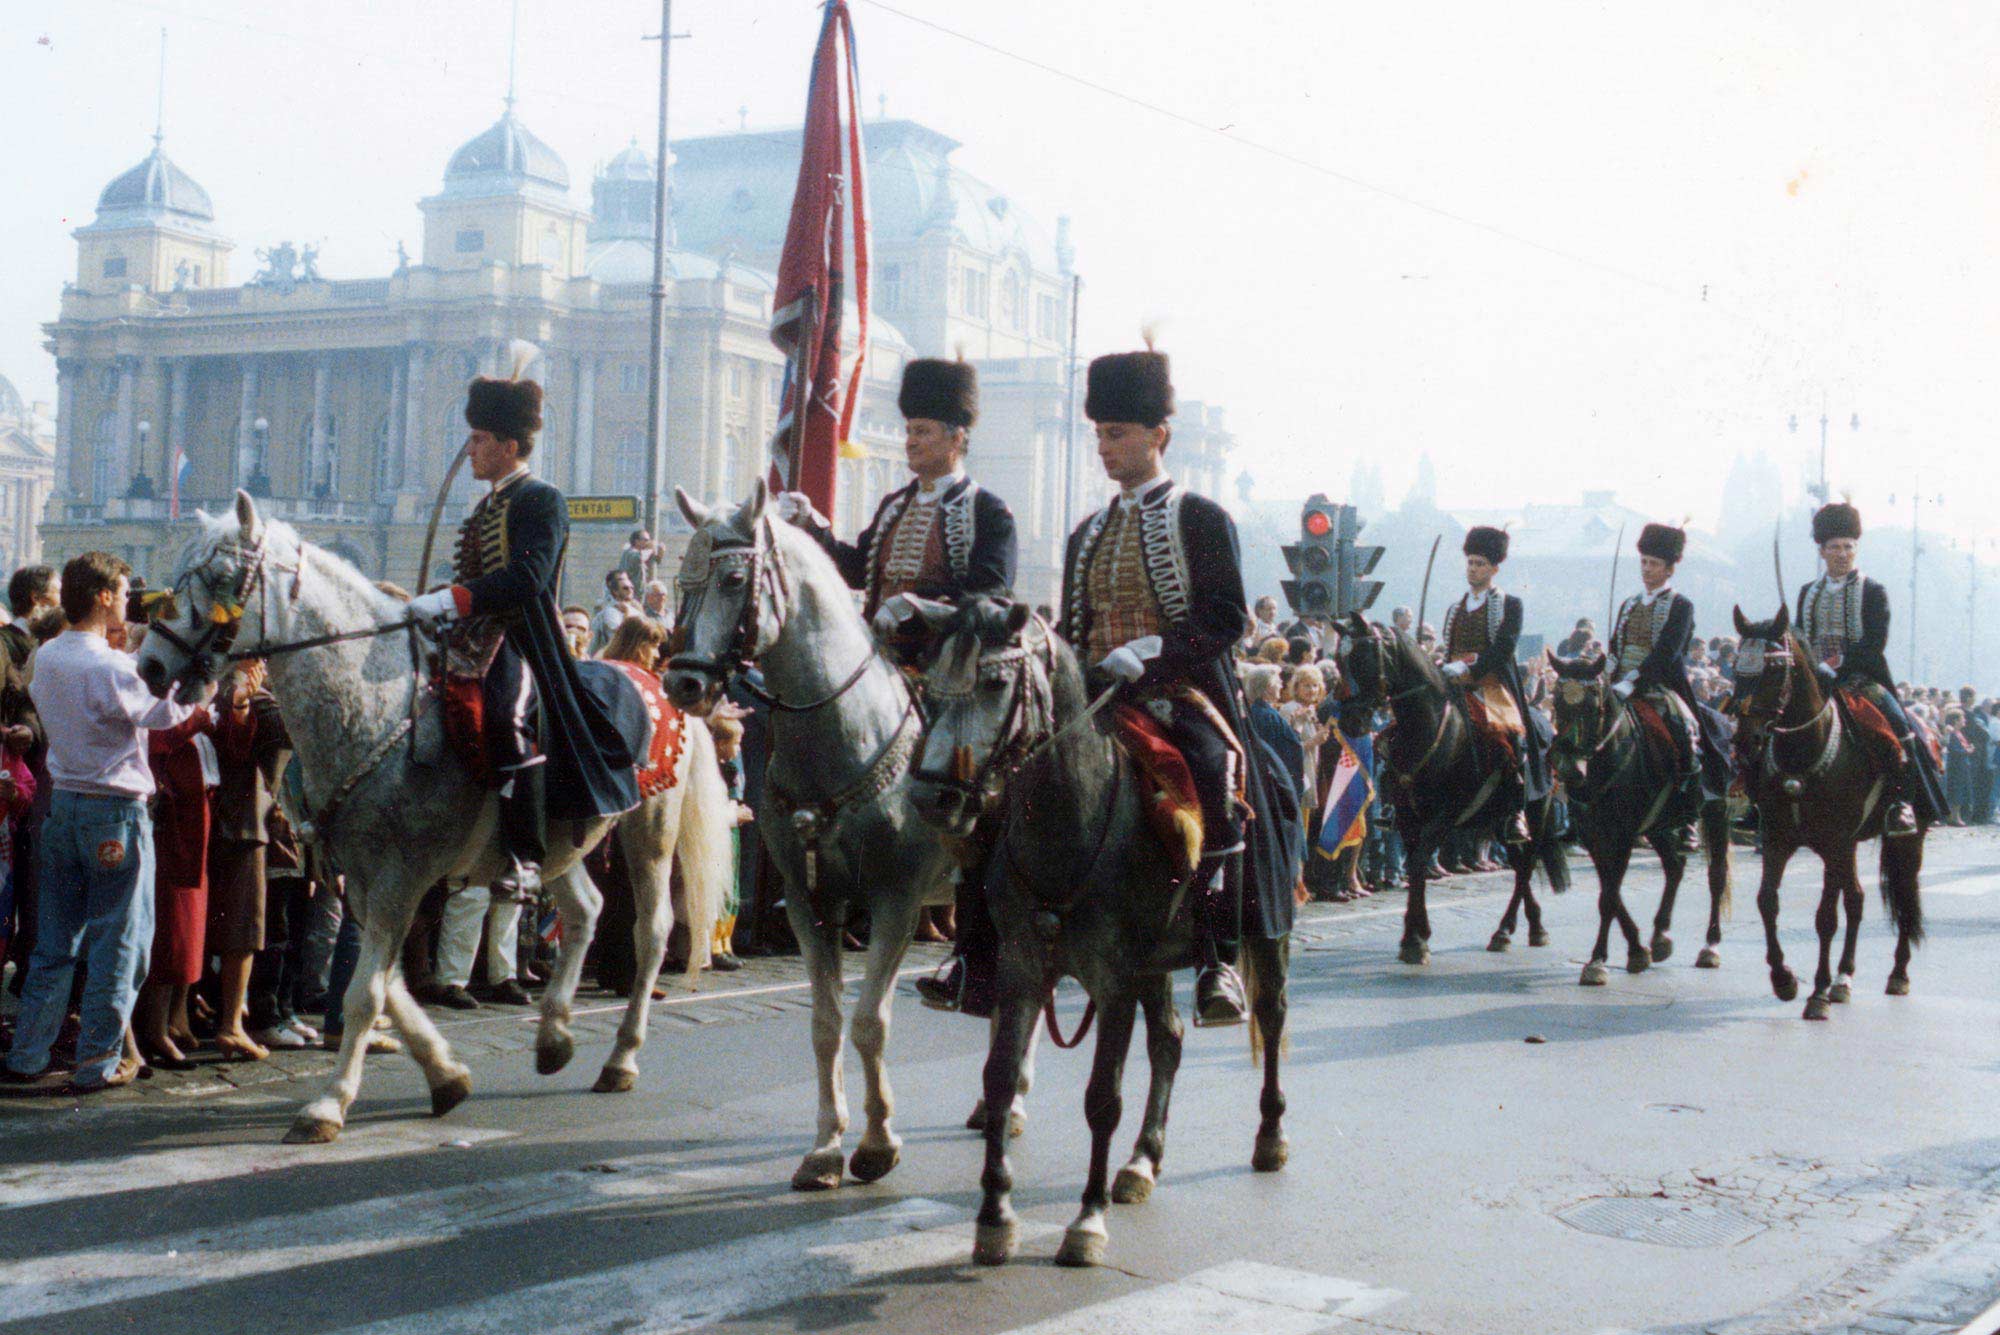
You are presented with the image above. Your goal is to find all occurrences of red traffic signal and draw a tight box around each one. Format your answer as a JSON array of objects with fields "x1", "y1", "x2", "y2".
[{"x1": 1303, "y1": 509, "x2": 1333, "y2": 537}]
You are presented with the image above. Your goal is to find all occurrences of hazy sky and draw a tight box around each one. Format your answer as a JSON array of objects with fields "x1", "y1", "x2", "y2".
[{"x1": 5, "y1": 1, "x2": 1995, "y2": 540}]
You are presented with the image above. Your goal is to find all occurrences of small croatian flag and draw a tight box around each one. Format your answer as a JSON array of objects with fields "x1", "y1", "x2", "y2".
[{"x1": 1317, "y1": 731, "x2": 1374, "y2": 856}]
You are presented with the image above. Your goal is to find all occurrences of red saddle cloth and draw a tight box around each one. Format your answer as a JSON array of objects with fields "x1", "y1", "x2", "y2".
[
  {"x1": 1629, "y1": 699, "x2": 1683, "y2": 774},
  {"x1": 1837, "y1": 689, "x2": 1905, "y2": 770},
  {"x1": 440, "y1": 676, "x2": 495, "y2": 787},
  {"x1": 1462, "y1": 692, "x2": 1519, "y2": 769},
  {"x1": 602, "y1": 661, "x2": 688, "y2": 799},
  {"x1": 1111, "y1": 704, "x2": 1202, "y2": 877}
]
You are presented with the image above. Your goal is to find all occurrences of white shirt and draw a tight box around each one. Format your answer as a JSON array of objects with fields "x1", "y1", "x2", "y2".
[
  {"x1": 1639, "y1": 584, "x2": 1671, "y2": 607},
  {"x1": 915, "y1": 467, "x2": 965, "y2": 499},
  {"x1": 1463, "y1": 588, "x2": 1492, "y2": 612},
  {"x1": 30, "y1": 631, "x2": 202, "y2": 799},
  {"x1": 1118, "y1": 470, "x2": 1169, "y2": 506}
]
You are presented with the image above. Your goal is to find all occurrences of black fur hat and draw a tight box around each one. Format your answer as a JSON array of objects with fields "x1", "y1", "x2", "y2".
[
  {"x1": 1463, "y1": 525, "x2": 1509, "y2": 565},
  {"x1": 898, "y1": 358, "x2": 978, "y2": 429},
  {"x1": 1811, "y1": 502, "x2": 1862, "y2": 544},
  {"x1": 1637, "y1": 522, "x2": 1686, "y2": 564},
  {"x1": 464, "y1": 377, "x2": 545, "y2": 452},
  {"x1": 1085, "y1": 351, "x2": 1174, "y2": 428}
]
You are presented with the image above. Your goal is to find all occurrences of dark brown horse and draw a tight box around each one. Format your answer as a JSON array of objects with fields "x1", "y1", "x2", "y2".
[
  {"x1": 1548, "y1": 654, "x2": 1733, "y2": 985},
  {"x1": 1341, "y1": 613, "x2": 1571, "y2": 965},
  {"x1": 1729, "y1": 607, "x2": 1924, "y2": 1018}
]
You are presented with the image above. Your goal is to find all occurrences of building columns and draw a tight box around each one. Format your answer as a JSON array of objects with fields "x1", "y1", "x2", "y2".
[
  {"x1": 166, "y1": 359, "x2": 189, "y2": 499},
  {"x1": 308, "y1": 356, "x2": 330, "y2": 497},
  {"x1": 399, "y1": 343, "x2": 427, "y2": 495},
  {"x1": 571, "y1": 356, "x2": 595, "y2": 494},
  {"x1": 51, "y1": 358, "x2": 78, "y2": 502},
  {"x1": 235, "y1": 358, "x2": 261, "y2": 488},
  {"x1": 385, "y1": 356, "x2": 406, "y2": 494},
  {"x1": 111, "y1": 356, "x2": 138, "y2": 502}
]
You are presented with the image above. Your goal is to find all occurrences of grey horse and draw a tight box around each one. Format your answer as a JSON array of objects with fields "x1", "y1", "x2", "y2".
[
  {"x1": 135, "y1": 493, "x2": 734, "y2": 1143},
  {"x1": 665, "y1": 481, "x2": 1004, "y2": 1190},
  {"x1": 906, "y1": 598, "x2": 1290, "y2": 1270}
]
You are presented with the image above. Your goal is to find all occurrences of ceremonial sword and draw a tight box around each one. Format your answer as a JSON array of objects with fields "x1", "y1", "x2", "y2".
[
  {"x1": 1606, "y1": 521, "x2": 1626, "y2": 638},
  {"x1": 405, "y1": 439, "x2": 473, "y2": 762},
  {"x1": 1414, "y1": 534, "x2": 1442, "y2": 641},
  {"x1": 1772, "y1": 519, "x2": 1787, "y2": 607}
]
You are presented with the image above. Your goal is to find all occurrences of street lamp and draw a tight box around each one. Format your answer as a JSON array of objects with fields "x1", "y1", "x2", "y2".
[
  {"x1": 126, "y1": 419, "x2": 156, "y2": 499},
  {"x1": 1788, "y1": 405, "x2": 1860, "y2": 507},
  {"x1": 248, "y1": 415, "x2": 272, "y2": 497}
]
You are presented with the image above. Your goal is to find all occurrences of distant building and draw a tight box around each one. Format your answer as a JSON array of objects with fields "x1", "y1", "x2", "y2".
[
  {"x1": 38, "y1": 111, "x2": 1235, "y2": 606},
  {"x1": 0, "y1": 375, "x2": 54, "y2": 572}
]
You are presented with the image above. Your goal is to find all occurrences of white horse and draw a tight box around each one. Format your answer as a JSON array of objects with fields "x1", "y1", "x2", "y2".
[
  {"x1": 135, "y1": 492, "x2": 734, "y2": 1143},
  {"x1": 664, "y1": 481, "x2": 1033, "y2": 1190}
]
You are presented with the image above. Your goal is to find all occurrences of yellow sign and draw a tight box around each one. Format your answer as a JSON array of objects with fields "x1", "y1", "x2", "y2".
[{"x1": 567, "y1": 495, "x2": 640, "y2": 523}]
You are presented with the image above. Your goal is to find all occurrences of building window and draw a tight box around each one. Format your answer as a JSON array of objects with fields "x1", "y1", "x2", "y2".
[
  {"x1": 1001, "y1": 272, "x2": 1023, "y2": 330},
  {"x1": 620, "y1": 363, "x2": 643, "y2": 394},
  {"x1": 455, "y1": 228, "x2": 486, "y2": 254},
  {"x1": 99, "y1": 367, "x2": 120, "y2": 395},
  {"x1": 878, "y1": 263, "x2": 902, "y2": 312},
  {"x1": 962, "y1": 267, "x2": 989, "y2": 319},
  {"x1": 765, "y1": 376, "x2": 781, "y2": 409},
  {"x1": 1037, "y1": 292, "x2": 1062, "y2": 342},
  {"x1": 730, "y1": 363, "x2": 745, "y2": 399},
  {"x1": 614, "y1": 428, "x2": 646, "y2": 495},
  {"x1": 539, "y1": 227, "x2": 562, "y2": 266},
  {"x1": 102, "y1": 255, "x2": 127, "y2": 279}
]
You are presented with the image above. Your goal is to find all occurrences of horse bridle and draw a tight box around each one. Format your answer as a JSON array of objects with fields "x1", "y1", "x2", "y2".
[
  {"x1": 910, "y1": 620, "x2": 1058, "y2": 808},
  {"x1": 670, "y1": 515, "x2": 879, "y2": 714},
  {"x1": 1736, "y1": 633, "x2": 1842, "y2": 778},
  {"x1": 1344, "y1": 621, "x2": 1454, "y2": 783}
]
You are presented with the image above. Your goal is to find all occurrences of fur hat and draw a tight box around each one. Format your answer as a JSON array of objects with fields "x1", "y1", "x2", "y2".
[
  {"x1": 898, "y1": 358, "x2": 979, "y2": 429},
  {"x1": 1085, "y1": 351, "x2": 1174, "y2": 428},
  {"x1": 1811, "y1": 502, "x2": 1862, "y2": 544},
  {"x1": 1637, "y1": 522, "x2": 1686, "y2": 565},
  {"x1": 464, "y1": 377, "x2": 544, "y2": 451},
  {"x1": 1463, "y1": 525, "x2": 1509, "y2": 565}
]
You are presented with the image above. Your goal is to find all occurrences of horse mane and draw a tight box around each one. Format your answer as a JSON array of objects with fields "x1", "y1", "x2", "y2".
[
  {"x1": 1388, "y1": 626, "x2": 1446, "y2": 691},
  {"x1": 181, "y1": 508, "x2": 403, "y2": 625}
]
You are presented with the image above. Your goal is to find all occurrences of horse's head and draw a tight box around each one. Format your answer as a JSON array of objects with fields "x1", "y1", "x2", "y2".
[
  {"x1": 135, "y1": 492, "x2": 296, "y2": 699},
  {"x1": 664, "y1": 481, "x2": 784, "y2": 715},
  {"x1": 909, "y1": 597, "x2": 1054, "y2": 836},
  {"x1": 1337, "y1": 610, "x2": 1433, "y2": 717},
  {"x1": 1729, "y1": 603, "x2": 1801, "y2": 733},
  {"x1": 1548, "y1": 651, "x2": 1611, "y2": 759}
]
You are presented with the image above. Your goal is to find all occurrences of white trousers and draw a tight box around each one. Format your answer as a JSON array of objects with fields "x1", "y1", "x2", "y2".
[{"x1": 436, "y1": 884, "x2": 521, "y2": 988}]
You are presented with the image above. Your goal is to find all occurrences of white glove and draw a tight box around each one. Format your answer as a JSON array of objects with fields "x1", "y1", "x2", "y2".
[
  {"x1": 870, "y1": 593, "x2": 914, "y2": 640},
  {"x1": 773, "y1": 491, "x2": 827, "y2": 529},
  {"x1": 1099, "y1": 635, "x2": 1162, "y2": 684},
  {"x1": 1612, "y1": 679, "x2": 1636, "y2": 700},
  {"x1": 1441, "y1": 660, "x2": 1470, "y2": 680},
  {"x1": 408, "y1": 589, "x2": 459, "y2": 624}
]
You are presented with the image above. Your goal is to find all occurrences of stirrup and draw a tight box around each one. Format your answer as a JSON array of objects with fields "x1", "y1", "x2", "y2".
[
  {"x1": 1503, "y1": 811, "x2": 1532, "y2": 846},
  {"x1": 914, "y1": 957, "x2": 965, "y2": 1012},
  {"x1": 491, "y1": 860, "x2": 542, "y2": 904},
  {"x1": 1193, "y1": 964, "x2": 1247, "y2": 1028},
  {"x1": 1885, "y1": 801, "x2": 1919, "y2": 836}
]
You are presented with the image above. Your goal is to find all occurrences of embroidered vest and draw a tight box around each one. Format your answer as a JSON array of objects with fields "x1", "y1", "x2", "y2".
[
  {"x1": 1801, "y1": 575, "x2": 1864, "y2": 668},
  {"x1": 1082, "y1": 502, "x2": 1165, "y2": 662},
  {"x1": 1443, "y1": 592, "x2": 1503, "y2": 662},
  {"x1": 872, "y1": 494, "x2": 947, "y2": 610},
  {"x1": 454, "y1": 485, "x2": 513, "y2": 585},
  {"x1": 1610, "y1": 592, "x2": 1672, "y2": 679}
]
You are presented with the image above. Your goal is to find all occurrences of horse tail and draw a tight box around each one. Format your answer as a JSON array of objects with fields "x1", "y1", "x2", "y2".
[
  {"x1": 1879, "y1": 830, "x2": 1925, "y2": 947},
  {"x1": 672, "y1": 716, "x2": 736, "y2": 987},
  {"x1": 1700, "y1": 799, "x2": 1733, "y2": 921},
  {"x1": 1533, "y1": 797, "x2": 1572, "y2": 894},
  {"x1": 1242, "y1": 937, "x2": 1290, "y2": 1063}
]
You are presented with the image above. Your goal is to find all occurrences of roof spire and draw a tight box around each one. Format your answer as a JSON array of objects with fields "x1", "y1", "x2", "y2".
[
  {"x1": 153, "y1": 26, "x2": 167, "y2": 147},
  {"x1": 504, "y1": 0, "x2": 520, "y2": 112}
]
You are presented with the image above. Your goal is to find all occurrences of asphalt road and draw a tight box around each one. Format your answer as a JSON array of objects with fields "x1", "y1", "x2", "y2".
[{"x1": 6, "y1": 829, "x2": 2000, "y2": 1335}]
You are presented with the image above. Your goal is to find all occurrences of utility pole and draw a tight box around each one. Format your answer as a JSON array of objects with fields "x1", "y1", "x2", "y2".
[
  {"x1": 1789, "y1": 400, "x2": 1859, "y2": 509},
  {"x1": 1910, "y1": 482, "x2": 1921, "y2": 680},
  {"x1": 642, "y1": 0, "x2": 689, "y2": 536},
  {"x1": 1060, "y1": 273, "x2": 1081, "y2": 539}
]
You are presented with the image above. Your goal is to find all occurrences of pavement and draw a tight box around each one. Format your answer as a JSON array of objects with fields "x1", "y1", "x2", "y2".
[{"x1": 5, "y1": 828, "x2": 2000, "y2": 1335}]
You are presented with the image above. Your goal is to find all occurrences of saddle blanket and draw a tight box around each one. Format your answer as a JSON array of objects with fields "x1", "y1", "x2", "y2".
[
  {"x1": 1837, "y1": 688, "x2": 1905, "y2": 770},
  {"x1": 440, "y1": 658, "x2": 685, "y2": 798},
  {"x1": 1631, "y1": 695, "x2": 1697, "y2": 778},
  {"x1": 1112, "y1": 703, "x2": 1202, "y2": 877},
  {"x1": 1464, "y1": 686, "x2": 1522, "y2": 766}
]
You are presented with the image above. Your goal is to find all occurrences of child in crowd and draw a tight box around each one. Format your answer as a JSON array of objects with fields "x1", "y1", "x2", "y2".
[{"x1": 708, "y1": 715, "x2": 753, "y2": 972}]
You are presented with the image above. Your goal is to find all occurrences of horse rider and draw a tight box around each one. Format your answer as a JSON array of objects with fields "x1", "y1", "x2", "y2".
[
  {"x1": 1056, "y1": 343, "x2": 1291, "y2": 1027},
  {"x1": 1794, "y1": 501, "x2": 1946, "y2": 833},
  {"x1": 1605, "y1": 522, "x2": 1732, "y2": 795},
  {"x1": 407, "y1": 371, "x2": 641, "y2": 900},
  {"x1": 1439, "y1": 526, "x2": 1547, "y2": 843},
  {"x1": 774, "y1": 356, "x2": 1018, "y2": 1019},
  {"x1": 776, "y1": 356, "x2": 1017, "y2": 651}
]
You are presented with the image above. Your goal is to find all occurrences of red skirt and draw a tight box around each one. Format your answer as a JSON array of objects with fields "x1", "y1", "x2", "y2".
[{"x1": 150, "y1": 880, "x2": 207, "y2": 986}]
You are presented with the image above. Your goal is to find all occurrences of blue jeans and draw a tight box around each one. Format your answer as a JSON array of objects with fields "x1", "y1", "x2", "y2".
[{"x1": 5, "y1": 792, "x2": 154, "y2": 1085}]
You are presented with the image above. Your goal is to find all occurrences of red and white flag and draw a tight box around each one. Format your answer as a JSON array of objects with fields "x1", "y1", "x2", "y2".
[{"x1": 768, "y1": 0, "x2": 870, "y2": 516}]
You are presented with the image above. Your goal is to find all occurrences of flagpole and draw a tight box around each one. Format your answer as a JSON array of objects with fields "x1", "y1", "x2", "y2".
[
  {"x1": 642, "y1": 0, "x2": 675, "y2": 535},
  {"x1": 1060, "y1": 273, "x2": 1081, "y2": 537}
]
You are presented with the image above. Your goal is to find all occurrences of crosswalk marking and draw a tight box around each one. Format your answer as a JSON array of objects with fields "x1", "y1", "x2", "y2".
[
  {"x1": 993, "y1": 1261, "x2": 1404, "y2": 1335},
  {"x1": 327, "y1": 1197, "x2": 1059, "y2": 1335},
  {"x1": 0, "y1": 1124, "x2": 511, "y2": 1210},
  {"x1": 0, "y1": 1151, "x2": 720, "y2": 1323}
]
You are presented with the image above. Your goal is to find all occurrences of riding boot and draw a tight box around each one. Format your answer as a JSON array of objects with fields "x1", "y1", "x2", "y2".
[
  {"x1": 1502, "y1": 766, "x2": 1532, "y2": 846},
  {"x1": 492, "y1": 763, "x2": 547, "y2": 904},
  {"x1": 1886, "y1": 759, "x2": 1920, "y2": 836},
  {"x1": 1192, "y1": 858, "x2": 1247, "y2": 1028},
  {"x1": 916, "y1": 864, "x2": 996, "y2": 1018}
]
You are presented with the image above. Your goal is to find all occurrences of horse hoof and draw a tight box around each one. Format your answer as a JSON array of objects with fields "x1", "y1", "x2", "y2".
[
  {"x1": 535, "y1": 1035, "x2": 574, "y2": 1076},
  {"x1": 1579, "y1": 961, "x2": 1609, "y2": 987},
  {"x1": 791, "y1": 1149, "x2": 845, "y2": 1192},
  {"x1": 1650, "y1": 934, "x2": 1674, "y2": 963},
  {"x1": 1486, "y1": 932, "x2": 1510, "y2": 953},
  {"x1": 1695, "y1": 946, "x2": 1722, "y2": 970},
  {"x1": 965, "y1": 1099, "x2": 988, "y2": 1132},
  {"x1": 283, "y1": 1115, "x2": 341, "y2": 1145},
  {"x1": 429, "y1": 1072, "x2": 472, "y2": 1118},
  {"x1": 1626, "y1": 947, "x2": 1651, "y2": 975},
  {"x1": 848, "y1": 1142, "x2": 901, "y2": 1184},
  {"x1": 1828, "y1": 981, "x2": 1851, "y2": 1005},
  {"x1": 592, "y1": 1066, "x2": 637, "y2": 1094},
  {"x1": 1399, "y1": 940, "x2": 1429, "y2": 966},
  {"x1": 1006, "y1": 1109, "x2": 1028, "y2": 1140},
  {"x1": 1055, "y1": 1221, "x2": 1108, "y2": 1268},
  {"x1": 1252, "y1": 1131, "x2": 1290, "y2": 1173},
  {"x1": 1112, "y1": 1163, "x2": 1157, "y2": 1204},
  {"x1": 1803, "y1": 995, "x2": 1831, "y2": 1021},
  {"x1": 972, "y1": 1219, "x2": 1018, "y2": 1266},
  {"x1": 1773, "y1": 972, "x2": 1799, "y2": 1003},
  {"x1": 1528, "y1": 927, "x2": 1551, "y2": 948},
  {"x1": 1886, "y1": 975, "x2": 1910, "y2": 997}
]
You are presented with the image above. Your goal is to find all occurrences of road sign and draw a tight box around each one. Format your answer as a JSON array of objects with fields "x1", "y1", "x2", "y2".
[{"x1": 567, "y1": 495, "x2": 640, "y2": 524}]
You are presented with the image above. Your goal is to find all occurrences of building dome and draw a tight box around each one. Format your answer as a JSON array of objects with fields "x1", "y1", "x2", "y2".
[
  {"x1": 0, "y1": 375, "x2": 22, "y2": 422},
  {"x1": 94, "y1": 139, "x2": 215, "y2": 223},
  {"x1": 601, "y1": 139, "x2": 653, "y2": 181},
  {"x1": 443, "y1": 108, "x2": 570, "y2": 195},
  {"x1": 589, "y1": 140, "x2": 655, "y2": 244}
]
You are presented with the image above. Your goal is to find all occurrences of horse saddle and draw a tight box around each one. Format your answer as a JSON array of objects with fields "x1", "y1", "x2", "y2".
[
  {"x1": 1835, "y1": 687, "x2": 1906, "y2": 771},
  {"x1": 1111, "y1": 703, "x2": 1203, "y2": 878},
  {"x1": 1630, "y1": 693, "x2": 1697, "y2": 781},
  {"x1": 596, "y1": 661, "x2": 688, "y2": 798},
  {"x1": 1463, "y1": 685, "x2": 1522, "y2": 769}
]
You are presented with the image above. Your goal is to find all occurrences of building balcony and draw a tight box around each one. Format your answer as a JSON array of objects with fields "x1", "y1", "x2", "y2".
[{"x1": 49, "y1": 494, "x2": 390, "y2": 526}]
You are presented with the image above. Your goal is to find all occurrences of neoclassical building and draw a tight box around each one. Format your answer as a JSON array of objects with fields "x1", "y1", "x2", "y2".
[
  {"x1": 0, "y1": 375, "x2": 54, "y2": 573},
  {"x1": 40, "y1": 109, "x2": 1234, "y2": 605}
]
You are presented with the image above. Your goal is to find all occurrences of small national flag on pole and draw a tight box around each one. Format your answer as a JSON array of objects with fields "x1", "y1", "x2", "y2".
[
  {"x1": 767, "y1": 0, "x2": 870, "y2": 517},
  {"x1": 169, "y1": 444, "x2": 191, "y2": 520},
  {"x1": 1317, "y1": 730, "x2": 1374, "y2": 857}
]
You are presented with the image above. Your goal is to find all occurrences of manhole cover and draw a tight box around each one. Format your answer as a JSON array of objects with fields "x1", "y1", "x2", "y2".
[{"x1": 1556, "y1": 1196, "x2": 1762, "y2": 1248}]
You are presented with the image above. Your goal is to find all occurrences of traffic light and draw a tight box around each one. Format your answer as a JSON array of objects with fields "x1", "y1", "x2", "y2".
[
  {"x1": 1282, "y1": 496, "x2": 1341, "y2": 617},
  {"x1": 1282, "y1": 495, "x2": 1384, "y2": 619}
]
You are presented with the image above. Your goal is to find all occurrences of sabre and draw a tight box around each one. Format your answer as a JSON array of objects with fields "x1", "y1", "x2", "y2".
[
  {"x1": 1772, "y1": 519, "x2": 1787, "y2": 606},
  {"x1": 1414, "y1": 534, "x2": 1442, "y2": 642},
  {"x1": 1606, "y1": 522, "x2": 1626, "y2": 636},
  {"x1": 406, "y1": 438, "x2": 473, "y2": 762}
]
